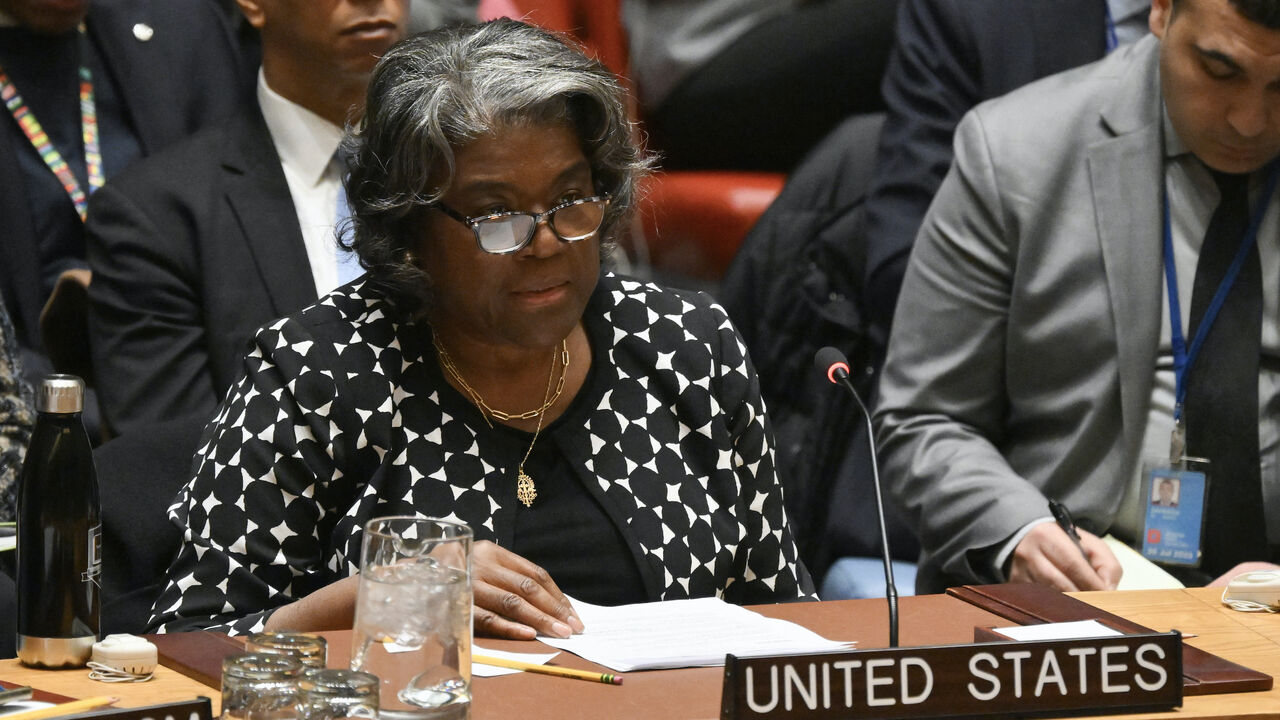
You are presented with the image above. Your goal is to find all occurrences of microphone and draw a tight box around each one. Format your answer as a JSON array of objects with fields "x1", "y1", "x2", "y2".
[{"x1": 815, "y1": 346, "x2": 899, "y2": 648}]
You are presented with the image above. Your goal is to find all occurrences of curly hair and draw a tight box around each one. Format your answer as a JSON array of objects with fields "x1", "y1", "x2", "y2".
[{"x1": 343, "y1": 19, "x2": 652, "y2": 315}]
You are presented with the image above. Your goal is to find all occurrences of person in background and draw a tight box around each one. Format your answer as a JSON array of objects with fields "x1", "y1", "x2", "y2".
[
  {"x1": 622, "y1": 0, "x2": 898, "y2": 172},
  {"x1": 0, "y1": 0, "x2": 248, "y2": 404},
  {"x1": 86, "y1": 0, "x2": 409, "y2": 437},
  {"x1": 861, "y1": 0, "x2": 1149, "y2": 337},
  {"x1": 878, "y1": 0, "x2": 1280, "y2": 594},
  {"x1": 409, "y1": 0, "x2": 476, "y2": 30},
  {"x1": 1, "y1": 297, "x2": 33, "y2": 660},
  {"x1": 149, "y1": 19, "x2": 814, "y2": 636},
  {"x1": 720, "y1": 0, "x2": 1149, "y2": 598},
  {"x1": 0, "y1": 296, "x2": 33, "y2": 523}
]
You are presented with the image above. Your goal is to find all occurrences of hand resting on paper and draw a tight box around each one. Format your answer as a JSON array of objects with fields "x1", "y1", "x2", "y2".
[
  {"x1": 472, "y1": 540, "x2": 585, "y2": 640},
  {"x1": 1009, "y1": 522, "x2": 1122, "y2": 592},
  {"x1": 259, "y1": 542, "x2": 587, "y2": 639}
]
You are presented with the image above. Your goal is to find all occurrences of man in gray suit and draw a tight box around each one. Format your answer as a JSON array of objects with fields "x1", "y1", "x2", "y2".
[{"x1": 877, "y1": 0, "x2": 1280, "y2": 594}]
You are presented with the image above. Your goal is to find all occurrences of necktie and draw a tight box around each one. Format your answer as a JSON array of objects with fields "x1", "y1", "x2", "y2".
[
  {"x1": 1183, "y1": 170, "x2": 1267, "y2": 575},
  {"x1": 333, "y1": 152, "x2": 363, "y2": 287}
]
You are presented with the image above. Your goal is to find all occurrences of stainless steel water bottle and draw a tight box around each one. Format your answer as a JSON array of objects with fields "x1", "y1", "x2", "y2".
[{"x1": 16, "y1": 375, "x2": 100, "y2": 667}]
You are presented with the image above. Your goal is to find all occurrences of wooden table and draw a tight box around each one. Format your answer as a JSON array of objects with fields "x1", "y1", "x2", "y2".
[
  {"x1": 1070, "y1": 587, "x2": 1280, "y2": 719},
  {"x1": 0, "y1": 657, "x2": 216, "y2": 712},
  {"x1": 0, "y1": 588, "x2": 1275, "y2": 719}
]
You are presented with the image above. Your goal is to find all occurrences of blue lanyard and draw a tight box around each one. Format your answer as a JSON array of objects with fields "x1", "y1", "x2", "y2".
[
  {"x1": 1162, "y1": 161, "x2": 1280, "y2": 422},
  {"x1": 1104, "y1": 1, "x2": 1118, "y2": 53}
]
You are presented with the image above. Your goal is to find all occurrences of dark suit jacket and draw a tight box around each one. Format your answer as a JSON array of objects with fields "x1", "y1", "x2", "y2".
[
  {"x1": 860, "y1": 0, "x2": 1110, "y2": 333},
  {"x1": 0, "y1": 0, "x2": 248, "y2": 350},
  {"x1": 86, "y1": 108, "x2": 317, "y2": 436}
]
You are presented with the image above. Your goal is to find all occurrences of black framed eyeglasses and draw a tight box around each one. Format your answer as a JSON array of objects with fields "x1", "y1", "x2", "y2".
[{"x1": 433, "y1": 195, "x2": 611, "y2": 254}]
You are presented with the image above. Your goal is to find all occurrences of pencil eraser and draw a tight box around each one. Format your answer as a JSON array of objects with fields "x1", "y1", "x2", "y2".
[{"x1": 91, "y1": 634, "x2": 158, "y2": 675}]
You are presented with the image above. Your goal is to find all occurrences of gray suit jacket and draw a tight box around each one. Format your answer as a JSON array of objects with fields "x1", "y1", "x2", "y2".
[
  {"x1": 875, "y1": 36, "x2": 1166, "y2": 593},
  {"x1": 86, "y1": 108, "x2": 317, "y2": 437}
]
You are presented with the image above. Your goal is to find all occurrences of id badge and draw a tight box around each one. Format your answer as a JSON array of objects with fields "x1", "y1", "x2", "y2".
[{"x1": 1140, "y1": 463, "x2": 1208, "y2": 566}]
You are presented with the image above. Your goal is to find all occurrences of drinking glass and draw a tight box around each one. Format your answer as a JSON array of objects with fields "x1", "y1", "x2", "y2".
[
  {"x1": 298, "y1": 668, "x2": 379, "y2": 720},
  {"x1": 246, "y1": 632, "x2": 327, "y2": 669},
  {"x1": 352, "y1": 516, "x2": 473, "y2": 719},
  {"x1": 221, "y1": 653, "x2": 303, "y2": 720}
]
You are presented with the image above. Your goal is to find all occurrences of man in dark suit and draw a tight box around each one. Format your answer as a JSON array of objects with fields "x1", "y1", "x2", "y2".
[
  {"x1": 0, "y1": 0, "x2": 248, "y2": 374},
  {"x1": 86, "y1": 0, "x2": 408, "y2": 437},
  {"x1": 861, "y1": 0, "x2": 1149, "y2": 337}
]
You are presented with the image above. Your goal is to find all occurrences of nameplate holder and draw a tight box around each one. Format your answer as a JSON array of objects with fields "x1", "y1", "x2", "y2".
[
  {"x1": 60, "y1": 698, "x2": 213, "y2": 720},
  {"x1": 721, "y1": 632, "x2": 1182, "y2": 719}
]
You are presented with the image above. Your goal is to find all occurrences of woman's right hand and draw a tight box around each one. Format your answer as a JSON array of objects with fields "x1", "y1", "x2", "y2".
[{"x1": 471, "y1": 540, "x2": 584, "y2": 640}]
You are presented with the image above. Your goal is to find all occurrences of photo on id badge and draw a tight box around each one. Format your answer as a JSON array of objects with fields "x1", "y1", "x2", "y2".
[{"x1": 1140, "y1": 458, "x2": 1209, "y2": 567}]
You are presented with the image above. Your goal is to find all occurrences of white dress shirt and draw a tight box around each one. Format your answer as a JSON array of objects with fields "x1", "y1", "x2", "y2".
[
  {"x1": 257, "y1": 71, "x2": 351, "y2": 297},
  {"x1": 1112, "y1": 112, "x2": 1280, "y2": 547}
]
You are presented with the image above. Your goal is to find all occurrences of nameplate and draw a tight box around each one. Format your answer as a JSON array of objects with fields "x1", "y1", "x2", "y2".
[
  {"x1": 62, "y1": 698, "x2": 213, "y2": 720},
  {"x1": 721, "y1": 632, "x2": 1182, "y2": 719}
]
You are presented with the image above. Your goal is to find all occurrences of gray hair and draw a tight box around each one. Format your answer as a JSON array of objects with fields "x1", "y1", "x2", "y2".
[{"x1": 344, "y1": 19, "x2": 651, "y2": 314}]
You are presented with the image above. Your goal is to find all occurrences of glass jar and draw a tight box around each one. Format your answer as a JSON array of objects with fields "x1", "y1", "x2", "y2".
[
  {"x1": 246, "y1": 632, "x2": 328, "y2": 669},
  {"x1": 298, "y1": 669, "x2": 379, "y2": 720},
  {"x1": 221, "y1": 653, "x2": 304, "y2": 720}
]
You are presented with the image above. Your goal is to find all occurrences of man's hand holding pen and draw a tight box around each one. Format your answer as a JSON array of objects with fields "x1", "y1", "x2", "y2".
[{"x1": 1008, "y1": 501, "x2": 1122, "y2": 592}]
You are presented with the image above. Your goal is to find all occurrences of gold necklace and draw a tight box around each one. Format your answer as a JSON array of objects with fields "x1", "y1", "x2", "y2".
[
  {"x1": 513, "y1": 348, "x2": 560, "y2": 507},
  {"x1": 433, "y1": 337, "x2": 569, "y2": 427},
  {"x1": 432, "y1": 333, "x2": 570, "y2": 507}
]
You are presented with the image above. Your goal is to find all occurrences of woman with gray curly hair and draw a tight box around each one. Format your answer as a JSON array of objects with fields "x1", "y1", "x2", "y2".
[{"x1": 149, "y1": 19, "x2": 813, "y2": 638}]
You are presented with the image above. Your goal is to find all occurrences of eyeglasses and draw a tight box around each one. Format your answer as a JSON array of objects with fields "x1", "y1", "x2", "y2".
[{"x1": 433, "y1": 195, "x2": 611, "y2": 254}]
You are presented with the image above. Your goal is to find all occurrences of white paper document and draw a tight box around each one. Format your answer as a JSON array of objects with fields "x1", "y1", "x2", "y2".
[
  {"x1": 994, "y1": 620, "x2": 1123, "y2": 642},
  {"x1": 0, "y1": 702, "x2": 53, "y2": 718},
  {"x1": 471, "y1": 644, "x2": 561, "y2": 678},
  {"x1": 1103, "y1": 535, "x2": 1185, "y2": 590},
  {"x1": 537, "y1": 596, "x2": 853, "y2": 672}
]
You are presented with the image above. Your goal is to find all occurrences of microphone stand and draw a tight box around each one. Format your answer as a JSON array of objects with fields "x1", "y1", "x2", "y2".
[{"x1": 816, "y1": 347, "x2": 899, "y2": 648}]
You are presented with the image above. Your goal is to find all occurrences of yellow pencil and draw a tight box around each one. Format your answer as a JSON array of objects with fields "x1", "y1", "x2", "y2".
[
  {"x1": 2, "y1": 696, "x2": 119, "y2": 720},
  {"x1": 473, "y1": 655, "x2": 622, "y2": 685}
]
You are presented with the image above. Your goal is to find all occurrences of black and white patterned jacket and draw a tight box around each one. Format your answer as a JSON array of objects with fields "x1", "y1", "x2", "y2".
[{"x1": 149, "y1": 273, "x2": 815, "y2": 634}]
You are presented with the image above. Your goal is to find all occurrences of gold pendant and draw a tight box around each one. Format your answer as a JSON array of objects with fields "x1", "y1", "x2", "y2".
[{"x1": 516, "y1": 471, "x2": 537, "y2": 507}]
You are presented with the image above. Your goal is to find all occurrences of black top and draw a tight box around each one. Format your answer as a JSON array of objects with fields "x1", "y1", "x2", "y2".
[{"x1": 491, "y1": 356, "x2": 649, "y2": 606}]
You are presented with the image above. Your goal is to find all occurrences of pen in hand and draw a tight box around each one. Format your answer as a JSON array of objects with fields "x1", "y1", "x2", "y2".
[{"x1": 1048, "y1": 499, "x2": 1090, "y2": 563}]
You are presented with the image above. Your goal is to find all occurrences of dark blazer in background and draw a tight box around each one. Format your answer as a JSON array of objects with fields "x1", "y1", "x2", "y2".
[
  {"x1": 0, "y1": 0, "x2": 248, "y2": 351},
  {"x1": 86, "y1": 108, "x2": 317, "y2": 437},
  {"x1": 860, "y1": 0, "x2": 1110, "y2": 333},
  {"x1": 98, "y1": 416, "x2": 206, "y2": 635}
]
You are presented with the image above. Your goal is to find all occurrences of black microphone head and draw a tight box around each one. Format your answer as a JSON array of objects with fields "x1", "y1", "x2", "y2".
[{"x1": 815, "y1": 346, "x2": 851, "y2": 384}]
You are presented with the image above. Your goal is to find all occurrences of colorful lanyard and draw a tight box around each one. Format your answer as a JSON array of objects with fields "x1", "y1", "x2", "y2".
[
  {"x1": 0, "y1": 27, "x2": 102, "y2": 221},
  {"x1": 1161, "y1": 161, "x2": 1280, "y2": 424}
]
